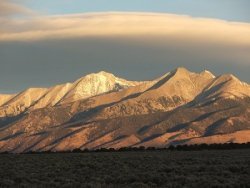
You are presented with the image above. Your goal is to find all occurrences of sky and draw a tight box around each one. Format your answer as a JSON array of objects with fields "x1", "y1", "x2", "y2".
[{"x1": 0, "y1": 0, "x2": 250, "y2": 93}]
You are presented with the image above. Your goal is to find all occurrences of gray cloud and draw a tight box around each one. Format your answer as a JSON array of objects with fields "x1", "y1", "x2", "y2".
[{"x1": 0, "y1": 35, "x2": 249, "y2": 93}]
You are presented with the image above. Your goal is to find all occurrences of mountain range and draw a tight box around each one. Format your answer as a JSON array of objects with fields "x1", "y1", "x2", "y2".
[{"x1": 0, "y1": 67, "x2": 249, "y2": 153}]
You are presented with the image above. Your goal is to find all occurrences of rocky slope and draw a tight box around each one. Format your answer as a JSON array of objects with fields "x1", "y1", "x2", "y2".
[
  {"x1": 0, "y1": 67, "x2": 249, "y2": 153},
  {"x1": 0, "y1": 94, "x2": 15, "y2": 106}
]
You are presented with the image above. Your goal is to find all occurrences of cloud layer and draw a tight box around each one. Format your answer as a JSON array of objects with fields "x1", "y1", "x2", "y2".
[
  {"x1": 0, "y1": 0, "x2": 34, "y2": 17},
  {"x1": 1, "y1": 12, "x2": 250, "y2": 46},
  {"x1": 0, "y1": 12, "x2": 250, "y2": 92}
]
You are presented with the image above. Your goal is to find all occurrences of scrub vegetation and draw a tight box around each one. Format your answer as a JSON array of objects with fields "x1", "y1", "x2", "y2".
[{"x1": 0, "y1": 148, "x2": 249, "y2": 187}]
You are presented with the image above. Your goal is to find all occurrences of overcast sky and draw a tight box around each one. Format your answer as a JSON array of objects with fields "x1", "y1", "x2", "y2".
[{"x1": 0, "y1": 0, "x2": 250, "y2": 93}]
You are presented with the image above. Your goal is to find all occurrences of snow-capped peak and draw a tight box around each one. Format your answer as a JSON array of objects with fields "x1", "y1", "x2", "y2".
[
  {"x1": 0, "y1": 71, "x2": 143, "y2": 117},
  {"x1": 55, "y1": 71, "x2": 142, "y2": 104}
]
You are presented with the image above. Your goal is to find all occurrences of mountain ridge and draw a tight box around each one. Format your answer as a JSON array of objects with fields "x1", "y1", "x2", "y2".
[
  {"x1": 0, "y1": 67, "x2": 249, "y2": 153},
  {"x1": 0, "y1": 71, "x2": 144, "y2": 117}
]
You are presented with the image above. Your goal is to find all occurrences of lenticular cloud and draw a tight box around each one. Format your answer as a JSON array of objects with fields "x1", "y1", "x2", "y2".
[{"x1": 1, "y1": 12, "x2": 250, "y2": 46}]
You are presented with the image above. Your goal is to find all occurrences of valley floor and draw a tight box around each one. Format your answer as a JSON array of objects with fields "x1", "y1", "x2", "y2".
[{"x1": 0, "y1": 149, "x2": 249, "y2": 187}]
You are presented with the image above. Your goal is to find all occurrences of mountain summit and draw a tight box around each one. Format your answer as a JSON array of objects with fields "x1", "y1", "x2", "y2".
[
  {"x1": 0, "y1": 71, "x2": 142, "y2": 117},
  {"x1": 0, "y1": 68, "x2": 249, "y2": 153}
]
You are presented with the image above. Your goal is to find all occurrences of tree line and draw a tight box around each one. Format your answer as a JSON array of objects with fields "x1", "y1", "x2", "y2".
[{"x1": 1, "y1": 142, "x2": 249, "y2": 154}]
